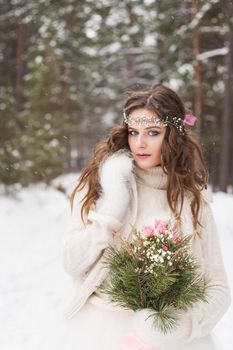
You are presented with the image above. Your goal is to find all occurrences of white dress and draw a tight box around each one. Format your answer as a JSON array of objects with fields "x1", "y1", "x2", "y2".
[{"x1": 40, "y1": 166, "x2": 230, "y2": 350}]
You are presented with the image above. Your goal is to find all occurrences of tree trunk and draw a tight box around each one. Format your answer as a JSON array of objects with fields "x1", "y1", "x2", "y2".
[
  {"x1": 192, "y1": 0, "x2": 202, "y2": 137},
  {"x1": 219, "y1": 7, "x2": 233, "y2": 192},
  {"x1": 15, "y1": 21, "x2": 27, "y2": 110}
]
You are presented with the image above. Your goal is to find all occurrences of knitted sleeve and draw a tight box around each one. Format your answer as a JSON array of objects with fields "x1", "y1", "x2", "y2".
[
  {"x1": 164, "y1": 201, "x2": 231, "y2": 342},
  {"x1": 62, "y1": 187, "x2": 122, "y2": 281},
  {"x1": 183, "y1": 201, "x2": 231, "y2": 340}
]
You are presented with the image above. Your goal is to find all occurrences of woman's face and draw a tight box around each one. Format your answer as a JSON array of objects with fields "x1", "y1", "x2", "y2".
[{"x1": 127, "y1": 108, "x2": 166, "y2": 170}]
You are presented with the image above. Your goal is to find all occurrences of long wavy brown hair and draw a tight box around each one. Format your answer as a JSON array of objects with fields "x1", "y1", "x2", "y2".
[{"x1": 71, "y1": 84, "x2": 208, "y2": 233}]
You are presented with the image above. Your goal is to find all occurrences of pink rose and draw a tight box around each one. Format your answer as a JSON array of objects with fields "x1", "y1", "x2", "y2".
[
  {"x1": 184, "y1": 114, "x2": 197, "y2": 126},
  {"x1": 141, "y1": 225, "x2": 155, "y2": 237},
  {"x1": 154, "y1": 219, "x2": 168, "y2": 235}
]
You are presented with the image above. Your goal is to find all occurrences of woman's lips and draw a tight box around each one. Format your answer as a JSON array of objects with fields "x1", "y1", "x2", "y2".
[{"x1": 136, "y1": 153, "x2": 151, "y2": 159}]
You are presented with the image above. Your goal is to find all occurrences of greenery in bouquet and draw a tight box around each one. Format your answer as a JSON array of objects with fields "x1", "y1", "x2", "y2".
[{"x1": 99, "y1": 219, "x2": 209, "y2": 334}]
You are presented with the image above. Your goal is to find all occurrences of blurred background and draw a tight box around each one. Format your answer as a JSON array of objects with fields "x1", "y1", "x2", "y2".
[
  {"x1": 0, "y1": 1, "x2": 233, "y2": 350},
  {"x1": 0, "y1": 0, "x2": 233, "y2": 191}
]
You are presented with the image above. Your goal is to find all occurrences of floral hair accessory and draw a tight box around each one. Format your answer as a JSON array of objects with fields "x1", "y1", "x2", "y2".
[
  {"x1": 123, "y1": 111, "x2": 163, "y2": 128},
  {"x1": 184, "y1": 114, "x2": 197, "y2": 126},
  {"x1": 123, "y1": 111, "x2": 185, "y2": 134}
]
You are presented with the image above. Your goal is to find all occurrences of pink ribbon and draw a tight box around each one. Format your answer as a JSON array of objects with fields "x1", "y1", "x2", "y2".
[{"x1": 119, "y1": 332, "x2": 154, "y2": 350}]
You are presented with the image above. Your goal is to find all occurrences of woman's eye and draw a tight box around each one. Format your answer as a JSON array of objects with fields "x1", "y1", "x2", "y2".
[
  {"x1": 128, "y1": 130, "x2": 160, "y2": 136},
  {"x1": 148, "y1": 130, "x2": 160, "y2": 136},
  {"x1": 128, "y1": 130, "x2": 137, "y2": 136}
]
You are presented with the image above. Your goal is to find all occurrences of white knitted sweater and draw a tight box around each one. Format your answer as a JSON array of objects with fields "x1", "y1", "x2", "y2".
[{"x1": 63, "y1": 163, "x2": 231, "y2": 342}]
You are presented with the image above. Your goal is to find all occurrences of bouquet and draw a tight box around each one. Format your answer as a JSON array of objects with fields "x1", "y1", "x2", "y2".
[{"x1": 100, "y1": 219, "x2": 208, "y2": 334}]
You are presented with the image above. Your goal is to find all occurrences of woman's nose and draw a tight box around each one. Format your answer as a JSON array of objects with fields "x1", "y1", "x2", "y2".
[{"x1": 136, "y1": 134, "x2": 146, "y2": 148}]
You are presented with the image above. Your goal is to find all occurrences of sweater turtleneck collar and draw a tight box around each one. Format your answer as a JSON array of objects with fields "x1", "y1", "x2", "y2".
[{"x1": 134, "y1": 165, "x2": 168, "y2": 190}]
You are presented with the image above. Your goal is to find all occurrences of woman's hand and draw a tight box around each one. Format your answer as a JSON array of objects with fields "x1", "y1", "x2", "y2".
[{"x1": 130, "y1": 308, "x2": 191, "y2": 346}]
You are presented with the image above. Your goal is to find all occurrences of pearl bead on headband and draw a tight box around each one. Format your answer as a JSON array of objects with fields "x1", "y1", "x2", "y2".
[{"x1": 123, "y1": 111, "x2": 197, "y2": 134}]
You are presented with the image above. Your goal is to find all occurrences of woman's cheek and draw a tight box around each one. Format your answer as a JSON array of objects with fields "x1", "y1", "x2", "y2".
[{"x1": 128, "y1": 138, "x2": 135, "y2": 152}]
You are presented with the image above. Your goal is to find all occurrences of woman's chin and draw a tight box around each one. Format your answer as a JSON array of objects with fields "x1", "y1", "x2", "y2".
[{"x1": 134, "y1": 159, "x2": 161, "y2": 170}]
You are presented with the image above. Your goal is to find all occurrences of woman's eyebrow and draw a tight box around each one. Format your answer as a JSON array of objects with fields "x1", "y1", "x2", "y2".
[
  {"x1": 128, "y1": 126, "x2": 162, "y2": 130},
  {"x1": 145, "y1": 126, "x2": 162, "y2": 130}
]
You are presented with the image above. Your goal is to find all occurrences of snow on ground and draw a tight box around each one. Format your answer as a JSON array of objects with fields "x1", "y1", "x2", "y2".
[{"x1": 0, "y1": 174, "x2": 233, "y2": 350}]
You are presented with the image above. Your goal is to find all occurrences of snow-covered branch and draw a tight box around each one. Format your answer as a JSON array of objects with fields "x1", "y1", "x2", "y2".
[
  {"x1": 200, "y1": 26, "x2": 228, "y2": 34},
  {"x1": 189, "y1": 0, "x2": 220, "y2": 30},
  {"x1": 196, "y1": 47, "x2": 229, "y2": 61},
  {"x1": 177, "y1": 0, "x2": 221, "y2": 36}
]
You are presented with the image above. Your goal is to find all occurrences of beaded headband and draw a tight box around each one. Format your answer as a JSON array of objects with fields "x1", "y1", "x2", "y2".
[{"x1": 123, "y1": 112, "x2": 197, "y2": 134}]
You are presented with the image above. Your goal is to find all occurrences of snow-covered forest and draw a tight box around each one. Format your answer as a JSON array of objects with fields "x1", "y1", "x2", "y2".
[
  {"x1": 0, "y1": 0, "x2": 233, "y2": 349},
  {"x1": 0, "y1": 0, "x2": 233, "y2": 190}
]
